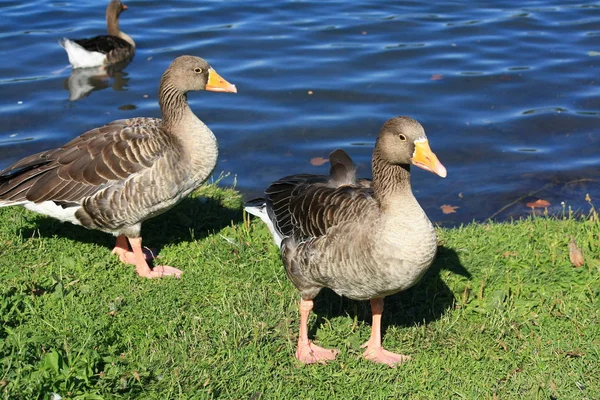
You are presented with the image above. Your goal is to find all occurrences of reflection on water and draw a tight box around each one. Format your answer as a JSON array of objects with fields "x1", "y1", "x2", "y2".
[{"x1": 63, "y1": 61, "x2": 130, "y2": 101}]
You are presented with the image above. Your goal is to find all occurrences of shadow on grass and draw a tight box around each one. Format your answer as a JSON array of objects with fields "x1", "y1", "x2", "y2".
[
  {"x1": 18, "y1": 195, "x2": 244, "y2": 254},
  {"x1": 311, "y1": 245, "x2": 471, "y2": 336}
]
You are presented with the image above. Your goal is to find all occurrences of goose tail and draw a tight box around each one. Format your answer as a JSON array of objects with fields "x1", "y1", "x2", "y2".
[
  {"x1": 244, "y1": 198, "x2": 283, "y2": 248},
  {"x1": 59, "y1": 38, "x2": 105, "y2": 69}
]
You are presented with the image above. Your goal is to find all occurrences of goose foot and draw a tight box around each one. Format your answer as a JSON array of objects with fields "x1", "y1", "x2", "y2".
[
  {"x1": 124, "y1": 236, "x2": 184, "y2": 279},
  {"x1": 361, "y1": 344, "x2": 410, "y2": 367},
  {"x1": 296, "y1": 341, "x2": 338, "y2": 364},
  {"x1": 360, "y1": 297, "x2": 410, "y2": 366},
  {"x1": 112, "y1": 235, "x2": 156, "y2": 263},
  {"x1": 137, "y1": 265, "x2": 183, "y2": 279}
]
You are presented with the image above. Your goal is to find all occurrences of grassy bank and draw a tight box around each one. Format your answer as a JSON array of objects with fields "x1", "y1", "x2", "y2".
[{"x1": 1, "y1": 184, "x2": 599, "y2": 399}]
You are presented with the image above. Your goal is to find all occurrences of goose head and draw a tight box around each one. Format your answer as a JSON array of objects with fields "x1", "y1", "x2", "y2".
[
  {"x1": 107, "y1": 0, "x2": 128, "y2": 19},
  {"x1": 163, "y1": 55, "x2": 237, "y2": 94},
  {"x1": 375, "y1": 116, "x2": 447, "y2": 178}
]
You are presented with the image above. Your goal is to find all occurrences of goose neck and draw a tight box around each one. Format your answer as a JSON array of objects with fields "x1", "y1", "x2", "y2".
[
  {"x1": 158, "y1": 74, "x2": 192, "y2": 128},
  {"x1": 371, "y1": 149, "x2": 415, "y2": 210},
  {"x1": 106, "y1": 12, "x2": 120, "y2": 36}
]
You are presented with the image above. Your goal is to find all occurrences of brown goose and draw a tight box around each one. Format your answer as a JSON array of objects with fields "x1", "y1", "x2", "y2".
[
  {"x1": 60, "y1": 0, "x2": 135, "y2": 68},
  {"x1": 0, "y1": 55, "x2": 236, "y2": 278},
  {"x1": 245, "y1": 116, "x2": 447, "y2": 366}
]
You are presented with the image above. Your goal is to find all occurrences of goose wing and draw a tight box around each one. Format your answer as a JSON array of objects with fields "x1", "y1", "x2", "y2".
[
  {"x1": 74, "y1": 35, "x2": 132, "y2": 54},
  {"x1": 266, "y1": 149, "x2": 377, "y2": 241},
  {"x1": 0, "y1": 117, "x2": 176, "y2": 205}
]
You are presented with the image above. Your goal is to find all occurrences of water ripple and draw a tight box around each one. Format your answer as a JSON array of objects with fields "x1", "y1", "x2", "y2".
[{"x1": 0, "y1": 0, "x2": 599, "y2": 223}]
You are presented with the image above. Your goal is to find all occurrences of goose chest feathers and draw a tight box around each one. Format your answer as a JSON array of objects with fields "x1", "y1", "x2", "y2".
[
  {"x1": 0, "y1": 55, "x2": 237, "y2": 278},
  {"x1": 60, "y1": 0, "x2": 136, "y2": 68},
  {"x1": 246, "y1": 116, "x2": 447, "y2": 366}
]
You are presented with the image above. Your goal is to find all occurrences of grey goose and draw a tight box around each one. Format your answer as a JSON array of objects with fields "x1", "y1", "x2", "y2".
[
  {"x1": 0, "y1": 55, "x2": 237, "y2": 278},
  {"x1": 245, "y1": 116, "x2": 447, "y2": 366},
  {"x1": 60, "y1": 0, "x2": 135, "y2": 68}
]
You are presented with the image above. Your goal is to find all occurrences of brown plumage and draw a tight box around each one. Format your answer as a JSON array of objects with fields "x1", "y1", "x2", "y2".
[
  {"x1": 245, "y1": 116, "x2": 447, "y2": 366},
  {"x1": 0, "y1": 55, "x2": 237, "y2": 278},
  {"x1": 60, "y1": 0, "x2": 136, "y2": 68}
]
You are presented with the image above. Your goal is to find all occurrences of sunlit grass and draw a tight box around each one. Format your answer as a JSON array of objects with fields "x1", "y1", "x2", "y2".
[{"x1": 1, "y1": 184, "x2": 599, "y2": 399}]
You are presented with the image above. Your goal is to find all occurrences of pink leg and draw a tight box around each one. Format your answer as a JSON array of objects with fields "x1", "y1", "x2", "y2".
[
  {"x1": 295, "y1": 298, "x2": 338, "y2": 364},
  {"x1": 128, "y1": 237, "x2": 183, "y2": 279},
  {"x1": 111, "y1": 234, "x2": 156, "y2": 264},
  {"x1": 361, "y1": 298, "x2": 410, "y2": 367}
]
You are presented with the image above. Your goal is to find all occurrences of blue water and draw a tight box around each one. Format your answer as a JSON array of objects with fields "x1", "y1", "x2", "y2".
[{"x1": 1, "y1": 0, "x2": 599, "y2": 224}]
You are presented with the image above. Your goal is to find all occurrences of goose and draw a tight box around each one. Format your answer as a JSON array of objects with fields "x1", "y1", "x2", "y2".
[
  {"x1": 245, "y1": 116, "x2": 447, "y2": 366},
  {"x1": 0, "y1": 55, "x2": 237, "y2": 278},
  {"x1": 60, "y1": 0, "x2": 135, "y2": 68}
]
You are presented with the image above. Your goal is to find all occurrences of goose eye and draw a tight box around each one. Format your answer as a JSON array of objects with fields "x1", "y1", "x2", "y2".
[
  {"x1": 194, "y1": 67, "x2": 203, "y2": 74},
  {"x1": 398, "y1": 134, "x2": 407, "y2": 141}
]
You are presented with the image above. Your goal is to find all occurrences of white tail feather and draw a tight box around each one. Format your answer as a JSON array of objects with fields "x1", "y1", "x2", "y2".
[
  {"x1": 0, "y1": 200, "x2": 80, "y2": 225},
  {"x1": 244, "y1": 203, "x2": 283, "y2": 248},
  {"x1": 59, "y1": 39, "x2": 106, "y2": 69}
]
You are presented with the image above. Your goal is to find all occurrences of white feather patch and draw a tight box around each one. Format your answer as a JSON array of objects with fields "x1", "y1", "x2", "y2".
[
  {"x1": 22, "y1": 201, "x2": 81, "y2": 225},
  {"x1": 245, "y1": 205, "x2": 283, "y2": 248},
  {"x1": 59, "y1": 39, "x2": 106, "y2": 69}
]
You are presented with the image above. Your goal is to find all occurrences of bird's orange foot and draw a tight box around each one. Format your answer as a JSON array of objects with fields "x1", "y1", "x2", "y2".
[
  {"x1": 296, "y1": 341, "x2": 338, "y2": 364},
  {"x1": 361, "y1": 345, "x2": 410, "y2": 367},
  {"x1": 112, "y1": 247, "x2": 157, "y2": 264},
  {"x1": 136, "y1": 265, "x2": 183, "y2": 279}
]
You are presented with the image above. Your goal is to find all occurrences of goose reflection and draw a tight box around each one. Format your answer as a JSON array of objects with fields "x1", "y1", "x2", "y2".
[{"x1": 63, "y1": 60, "x2": 130, "y2": 101}]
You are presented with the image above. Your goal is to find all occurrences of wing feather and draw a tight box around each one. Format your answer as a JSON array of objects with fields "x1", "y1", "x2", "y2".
[
  {"x1": 265, "y1": 149, "x2": 377, "y2": 242},
  {"x1": 74, "y1": 35, "x2": 131, "y2": 54},
  {"x1": 0, "y1": 118, "x2": 171, "y2": 206}
]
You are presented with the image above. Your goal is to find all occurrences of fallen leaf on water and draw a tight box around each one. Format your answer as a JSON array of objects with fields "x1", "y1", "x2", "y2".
[
  {"x1": 307, "y1": 90, "x2": 313, "y2": 95},
  {"x1": 361, "y1": 31, "x2": 367, "y2": 35},
  {"x1": 310, "y1": 157, "x2": 328, "y2": 166},
  {"x1": 587, "y1": 51, "x2": 600, "y2": 56},
  {"x1": 431, "y1": 74, "x2": 444, "y2": 81},
  {"x1": 569, "y1": 236, "x2": 584, "y2": 267},
  {"x1": 440, "y1": 204, "x2": 459, "y2": 214},
  {"x1": 526, "y1": 199, "x2": 550, "y2": 208}
]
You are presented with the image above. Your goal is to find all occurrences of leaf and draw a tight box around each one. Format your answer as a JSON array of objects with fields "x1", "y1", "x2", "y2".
[
  {"x1": 431, "y1": 74, "x2": 444, "y2": 81},
  {"x1": 569, "y1": 237, "x2": 584, "y2": 267},
  {"x1": 310, "y1": 157, "x2": 328, "y2": 166},
  {"x1": 45, "y1": 349, "x2": 61, "y2": 374},
  {"x1": 440, "y1": 204, "x2": 459, "y2": 214},
  {"x1": 526, "y1": 199, "x2": 550, "y2": 208},
  {"x1": 587, "y1": 51, "x2": 600, "y2": 56},
  {"x1": 565, "y1": 350, "x2": 584, "y2": 358}
]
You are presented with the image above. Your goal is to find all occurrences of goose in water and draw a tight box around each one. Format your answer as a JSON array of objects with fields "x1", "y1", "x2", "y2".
[
  {"x1": 0, "y1": 55, "x2": 237, "y2": 278},
  {"x1": 60, "y1": 0, "x2": 135, "y2": 68},
  {"x1": 245, "y1": 116, "x2": 447, "y2": 366}
]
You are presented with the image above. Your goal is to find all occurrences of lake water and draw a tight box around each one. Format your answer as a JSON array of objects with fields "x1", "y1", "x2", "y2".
[{"x1": 1, "y1": 0, "x2": 599, "y2": 224}]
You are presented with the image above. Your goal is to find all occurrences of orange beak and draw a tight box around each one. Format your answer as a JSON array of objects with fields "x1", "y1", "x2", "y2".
[
  {"x1": 206, "y1": 68, "x2": 237, "y2": 93},
  {"x1": 122, "y1": 4, "x2": 128, "y2": 10},
  {"x1": 411, "y1": 139, "x2": 447, "y2": 178}
]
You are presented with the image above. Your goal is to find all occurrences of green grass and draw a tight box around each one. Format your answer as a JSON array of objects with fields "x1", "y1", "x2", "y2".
[{"x1": 1, "y1": 184, "x2": 599, "y2": 399}]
